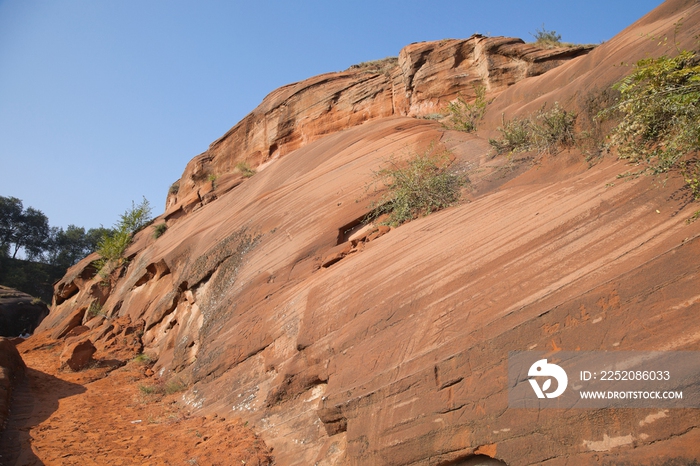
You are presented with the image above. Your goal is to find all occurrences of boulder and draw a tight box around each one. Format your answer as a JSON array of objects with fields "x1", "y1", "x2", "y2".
[{"x1": 59, "y1": 339, "x2": 96, "y2": 371}]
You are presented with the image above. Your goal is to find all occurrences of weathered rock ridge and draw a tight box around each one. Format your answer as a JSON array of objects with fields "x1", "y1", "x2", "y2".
[
  {"x1": 36, "y1": 1, "x2": 700, "y2": 464},
  {"x1": 165, "y1": 35, "x2": 592, "y2": 216}
]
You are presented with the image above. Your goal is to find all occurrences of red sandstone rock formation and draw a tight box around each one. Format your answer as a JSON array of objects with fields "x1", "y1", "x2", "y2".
[
  {"x1": 164, "y1": 35, "x2": 592, "y2": 216},
  {"x1": 33, "y1": 0, "x2": 700, "y2": 464}
]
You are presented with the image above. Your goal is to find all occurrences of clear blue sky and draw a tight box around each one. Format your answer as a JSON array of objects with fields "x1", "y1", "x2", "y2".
[{"x1": 0, "y1": 0, "x2": 663, "y2": 231}]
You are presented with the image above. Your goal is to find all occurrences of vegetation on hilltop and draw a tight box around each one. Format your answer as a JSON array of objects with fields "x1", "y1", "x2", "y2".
[
  {"x1": 530, "y1": 24, "x2": 597, "y2": 49},
  {"x1": 532, "y1": 24, "x2": 563, "y2": 47},
  {"x1": 346, "y1": 57, "x2": 398, "y2": 76},
  {"x1": 1, "y1": 195, "x2": 110, "y2": 269}
]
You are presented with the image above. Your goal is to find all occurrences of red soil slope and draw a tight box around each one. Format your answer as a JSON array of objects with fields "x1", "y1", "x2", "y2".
[{"x1": 8, "y1": 0, "x2": 700, "y2": 464}]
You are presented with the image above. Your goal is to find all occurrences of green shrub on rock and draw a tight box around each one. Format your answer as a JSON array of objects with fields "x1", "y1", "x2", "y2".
[
  {"x1": 369, "y1": 145, "x2": 468, "y2": 226},
  {"x1": 95, "y1": 197, "x2": 152, "y2": 271},
  {"x1": 489, "y1": 103, "x2": 578, "y2": 157},
  {"x1": 606, "y1": 48, "x2": 700, "y2": 197},
  {"x1": 447, "y1": 84, "x2": 488, "y2": 133}
]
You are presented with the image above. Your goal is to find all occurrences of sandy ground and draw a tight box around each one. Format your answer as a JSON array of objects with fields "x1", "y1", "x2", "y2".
[{"x1": 0, "y1": 334, "x2": 273, "y2": 466}]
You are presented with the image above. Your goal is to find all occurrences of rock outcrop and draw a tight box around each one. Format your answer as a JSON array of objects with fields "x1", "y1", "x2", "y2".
[
  {"x1": 0, "y1": 337, "x2": 25, "y2": 431},
  {"x1": 165, "y1": 35, "x2": 592, "y2": 216},
  {"x1": 0, "y1": 285, "x2": 49, "y2": 337},
  {"x1": 35, "y1": 0, "x2": 700, "y2": 464}
]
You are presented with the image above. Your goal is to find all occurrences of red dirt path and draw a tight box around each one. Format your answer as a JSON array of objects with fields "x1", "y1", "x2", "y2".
[{"x1": 0, "y1": 333, "x2": 273, "y2": 465}]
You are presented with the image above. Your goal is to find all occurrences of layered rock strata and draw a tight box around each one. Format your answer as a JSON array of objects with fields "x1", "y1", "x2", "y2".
[
  {"x1": 165, "y1": 35, "x2": 592, "y2": 215},
  {"x1": 37, "y1": 1, "x2": 700, "y2": 464}
]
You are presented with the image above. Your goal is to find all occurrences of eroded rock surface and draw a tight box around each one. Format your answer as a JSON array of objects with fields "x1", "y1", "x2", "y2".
[
  {"x1": 166, "y1": 35, "x2": 592, "y2": 214},
  {"x1": 35, "y1": 0, "x2": 700, "y2": 464}
]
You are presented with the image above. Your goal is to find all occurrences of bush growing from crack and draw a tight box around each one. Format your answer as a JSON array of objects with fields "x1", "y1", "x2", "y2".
[
  {"x1": 133, "y1": 353, "x2": 152, "y2": 364},
  {"x1": 87, "y1": 301, "x2": 103, "y2": 318},
  {"x1": 531, "y1": 102, "x2": 578, "y2": 153},
  {"x1": 605, "y1": 46, "x2": 700, "y2": 198},
  {"x1": 168, "y1": 181, "x2": 180, "y2": 195},
  {"x1": 236, "y1": 161, "x2": 256, "y2": 178},
  {"x1": 488, "y1": 115, "x2": 533, "y2": 156},
  {"x1": 153, "y1": 223, "x2": 167, "y2": 239},
  {"x1": 577, "y1": 87, "x2": 622, "y2": 163},
  {"x1": 447, "y1": 84, "x2": 488, "y2": 132},
  {"x1": 94, "y1": 197, "x2": 152, "y2": 272},
  {"x1": 489, "y1": 102, "x2": 578, "y2": 157},
  {"x1": 368, "y1": 144, "x2": 468, "y2": 226}
]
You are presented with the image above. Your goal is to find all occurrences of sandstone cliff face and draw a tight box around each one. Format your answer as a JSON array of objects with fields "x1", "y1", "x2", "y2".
[
  {"x1": 165, "y1": 35, "x2": 592, "y2": 216},
  {"x1": 37, "y1": 1, "x2": 700, "y2": 464}
]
